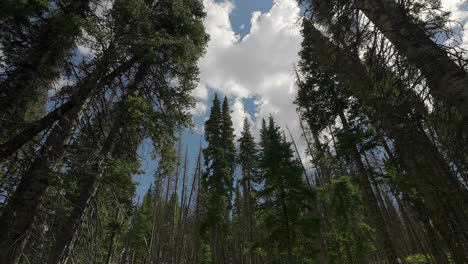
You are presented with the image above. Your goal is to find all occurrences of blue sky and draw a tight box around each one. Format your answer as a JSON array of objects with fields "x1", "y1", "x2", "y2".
[
  {"x1": 225, "y1": 0, "x2": 273, "y2": 37},
  {"x1": 132, "y1": 0, "x2": 468, "y2": 200},
  {"x1": 134, "y1": 0, "x2": 279, "y2": 200}
]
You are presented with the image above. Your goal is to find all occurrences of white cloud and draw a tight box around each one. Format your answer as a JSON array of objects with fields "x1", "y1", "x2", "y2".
[
  {"x1": 77, "y1": 0, "x2": 115, "y2": 58},
  {"x1": 441, "y1": 0, "x2": 468, "y2": 48},
  {"x1": 231, "y1": 98, "x2": 253, "y2": 138},
  {"x1": 196, "y1": 0, "x2": 303, "y2": 148},
  {"x1": 239, "y1": 24, "x2": 245, "y2": 30},
  {"x1": 93, "y1": 0, "x2": 114, "y2": 19},
  {"x1": 190, "y1": 101, "x2": 207, "y2": 115}
]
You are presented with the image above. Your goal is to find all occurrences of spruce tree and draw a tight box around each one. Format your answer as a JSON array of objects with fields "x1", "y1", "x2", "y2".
[
  {"x1": 257, "y1": 117, "x2": 314, "y2": 264},
  {"x1": 202, "y1": 95, "x2": 236, "y2": 264},
  {"x1": 238, "y1": 118, "x2": 259, "y2": 264}
]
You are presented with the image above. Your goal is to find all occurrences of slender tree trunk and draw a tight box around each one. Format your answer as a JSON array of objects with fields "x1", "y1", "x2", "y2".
[
  {"x1": 0, "y1": 92, "x2": 90, "y2": 264},
  {"x1": 277, "y1": 172, "x2": 295, "y2": 264},
  {"x1": 338, "y1": 111, "x2": 400, "y2": 264},
  {"x1": 180, "y1": 148, "x2": 201, "y2": 262},
  {"x1": 384, "y1": 146, "x2": 451, "y2": 264},
  {"x1": 45, "y1": 65, "x2": 147, "y2": 264},
  {"x1": 303, "y1": 23, "x2": 468, "y2": 262},
  {"x1": 45, "y1": 100, "x2": 136, "y2": 264},
  {"x1": 104, "y1": 210, "x2": 120, "y2": 264},
  {"x1": 0, "y1": 44, "x2": 129, "y2": 263},
  {"x1": 355, "y1": 0, "x2": 468, "y2": 125},
  {"x1": 169, "y1": 141, "x2": 182, "y2": 264},
  {"x1": 0, "y1": 57, "x2": 135, "y2": 162},
  {"x1": 175, "y1": 146, "x2": 189, "y2": 264}
]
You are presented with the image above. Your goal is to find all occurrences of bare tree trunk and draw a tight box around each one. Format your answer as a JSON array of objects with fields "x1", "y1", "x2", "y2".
[
  {"x1": 175, "y1": 146, "x2": 189, "y2": 263},
  {"x1": 338, "y1": 111, "x2": 400, "y2": 264},
  {"x1": 104, "y1": 209, "x2": 121, "y2": 264}
]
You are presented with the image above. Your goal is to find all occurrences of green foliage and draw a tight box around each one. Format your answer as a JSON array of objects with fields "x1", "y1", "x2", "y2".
[
  {"x1": 257, "y1": 116, "x2": 317, "y2": 261},
  {"x1": 130, "y1": 188, "x2": 155, "y2": 260},
  {"x1": 318, "y1": 177, "x2": 376, "y2": 263},
  {"x1": 405, "y1": 254, "x2": 430, "y2": 263},
  {"x1": 202, "y1": 95, "x2": 236, "y2": 224},
  {"x1": 335, "y1": 126, "x2": 378, "y2": 158},
  {"x1": 201, "y1": 243, "x2": 213, "y2": 264}
]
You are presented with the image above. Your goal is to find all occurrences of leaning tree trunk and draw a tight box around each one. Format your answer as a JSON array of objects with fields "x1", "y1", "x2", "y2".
[
  {"x1": 302, "y1": 22, "x2": 468, "y2": 263},
  {"x1": 338, "y1": 111, "x2": 400, "y2": 264},
  {"x1": 0, "y1": 94, "x2": 90, "y2": 264},
  {"x1": 354, "y1": 0, "x2": 468, "y2": 129},
  {"x1": 46, "y1": 65, "x2": 147, "y2": 264},
  {"x1": 0, "y1": 47, "x2": 127, "y2": 264},
  {"x1": 0, "y1": 59, "x2": 134, "y2": 162}
]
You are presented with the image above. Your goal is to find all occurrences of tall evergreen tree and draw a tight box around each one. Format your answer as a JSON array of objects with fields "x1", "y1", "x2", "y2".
[
  {"x1": 0, "y1": 0, "x2": 208, "y2": 262},
  {"x1": 201, "y1": 95, "x2": 236, "y2": 264},
  {"x1": 296, "y1": 17, "x2": 468, "y2": 263},
  {"x1": 257, "y1": 117, "x2": 315, "y2": 264},
  {"x1": 298, "y1": 0, "x2": 468, "y2": 131},
  {"x1": 238, "y1": 118, "x2": 259, "y2": 264}
]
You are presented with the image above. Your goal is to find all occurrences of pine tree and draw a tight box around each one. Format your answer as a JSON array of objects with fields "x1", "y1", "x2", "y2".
[
  {"x1": 0, "y1": 0, "x2": 208, "y2": 262},
  {"x1": 298, "y1": 0, "x2": 468, "y2": 132},
  {"x1": 131, "y1": 187, "x2": 156, "y2": 263},
  {"x1": 201, "y1": 95, "x2": 236, "y2": 264},
  {"x1": 238, "y1": 118, "x2": 259, "y2": 264},
  {"x1": 0, "y1": 0, "x2": 91, "y2": 140},
  {"x1": 257, "y1": 117, "x2": 315, "y2": 264}
]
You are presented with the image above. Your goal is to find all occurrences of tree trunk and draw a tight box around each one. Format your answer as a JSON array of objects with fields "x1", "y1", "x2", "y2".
[
  {"x1": 355, "y1": 0, "x2": 468, "y2": 126},
  {"x1": 338, "y1": 111, "x2": 400, "y2": 264},
  {"x1": 0, "y1": 92, "x2": 90, "y2": 264},
  {"x1": 0, "y1": 57, "x2": 136, "y2": 162},
  {"x1": 0, "y1": 44, "x2": 130, "y2": 263},
  {"x1": 46, "y1": 106, "x2": 134, "y2": 264},
  {"x1": 303, "y1": 23, "x2": 468, "y2": 262}
]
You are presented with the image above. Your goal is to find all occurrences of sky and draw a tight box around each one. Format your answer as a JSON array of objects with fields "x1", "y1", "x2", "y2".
[
  {"x1": 134, "y1": 0, "x2": 304, "y2": 199},
  {"x1": 130, "y1": 0, "x2": 468, "y2": 199}
]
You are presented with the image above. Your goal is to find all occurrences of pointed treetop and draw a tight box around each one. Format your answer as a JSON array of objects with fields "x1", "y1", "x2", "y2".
[{"x1": 222, "y1": 96, "x2": 229, "y2": 112}]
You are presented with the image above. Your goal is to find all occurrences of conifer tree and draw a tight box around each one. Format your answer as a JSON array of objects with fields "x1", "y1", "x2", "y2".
[
  {"x1": 238, "y1": 118, "x2": 259, "y2": 264},
  {"x1": 202, "y1": 95, "x2": 236, "y2": 264},
  {"x1": 298, "y1": 0, "x2": 468, "y2": 130},
  {"x1": 0, "y1": 0, "x2": 208, "y2": 262},
  {"x1": 257, "y1": 117, "x2": 315, "y2": 264}
]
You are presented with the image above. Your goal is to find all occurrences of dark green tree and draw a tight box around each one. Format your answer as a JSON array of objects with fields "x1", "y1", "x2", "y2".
[
  {"x1": 257, "y1": 117, "x2": 315, "y2": 264},
  {"x1": 238, "y1": 118, "x2": 259, "y2": 264},
  {"x1": 201, "y1": 95, "x2": 236, "y2": 264},
  {"x1": 0, "y1": 0, "x2": 208, "y2": 262}
]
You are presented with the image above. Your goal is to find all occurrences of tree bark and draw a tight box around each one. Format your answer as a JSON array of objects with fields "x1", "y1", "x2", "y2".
[
  {"x1": 355, "y1": 0, "x2": 468, "y2": 129},
  {"x1": 338, "y1": 111, "x2": 400, "y2": 264},
  {"x1": 0, "y1": 57, "x2": 136, "y2": 162},
  {"x1": 303, "y1": 23, "x2": 468, "y2": 263}
]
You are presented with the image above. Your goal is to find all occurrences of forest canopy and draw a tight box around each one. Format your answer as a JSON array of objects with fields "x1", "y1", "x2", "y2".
[{"x1": 0, "y1": 0, "x2": 467, "y2": 264}]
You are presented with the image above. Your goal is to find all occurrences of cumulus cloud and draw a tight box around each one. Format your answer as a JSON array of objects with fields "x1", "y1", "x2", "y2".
[
  {"x1": 196, "y1": 0, "x2": 303, "y2": 148},
  {"x1": 190, "y1": 101, "x2": 208, "y2": 116},
  {"x1": 231, "y1": 98, "x2": 253, "y2": 138}
]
